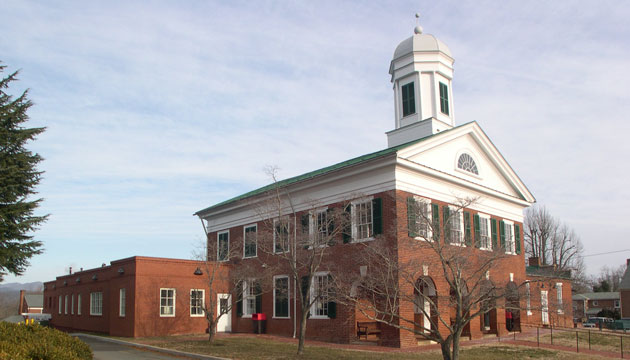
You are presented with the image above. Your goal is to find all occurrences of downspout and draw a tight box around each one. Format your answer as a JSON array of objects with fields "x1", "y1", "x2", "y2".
[{"x1": 293, "y1": 215, "x2": 297, "y2": 338}]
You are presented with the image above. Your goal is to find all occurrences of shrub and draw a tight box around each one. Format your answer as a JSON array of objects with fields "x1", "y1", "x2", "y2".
[{"x1": 0, "y1": 322, "x2": 92, "y2": 360}]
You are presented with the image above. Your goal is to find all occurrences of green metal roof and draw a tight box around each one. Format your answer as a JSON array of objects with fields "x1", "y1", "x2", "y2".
[
  {"x1": 525, "y1": 265, "x2": 572, "y2": 279},
  {"x1": 195, "y1": 123, "x2": 471, "y2": 216}
]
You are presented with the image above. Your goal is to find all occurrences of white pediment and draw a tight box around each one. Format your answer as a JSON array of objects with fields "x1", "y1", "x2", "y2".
[{"x1": 396, "y1": 122, "x2": 535, "y2": 203}]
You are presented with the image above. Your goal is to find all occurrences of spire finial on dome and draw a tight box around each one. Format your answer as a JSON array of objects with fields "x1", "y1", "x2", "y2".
[{"x1": 414, "y1": 13, "x2": 423, "y2": 35}]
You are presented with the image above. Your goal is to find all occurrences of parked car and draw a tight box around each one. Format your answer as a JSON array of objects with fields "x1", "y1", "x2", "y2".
[{"x1": 583, "y1": 317, "x2": 613, "y2": 328}]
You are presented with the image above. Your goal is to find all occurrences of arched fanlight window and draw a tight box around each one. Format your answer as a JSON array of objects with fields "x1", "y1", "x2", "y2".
[{"x1": 457, "y1": 153, "x2": 478, "y2": 175}]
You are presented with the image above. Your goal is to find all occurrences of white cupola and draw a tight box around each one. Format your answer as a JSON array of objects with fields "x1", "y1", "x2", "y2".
[{"x1": 387, "y1": 15, "x2": 455, "y2": 148}]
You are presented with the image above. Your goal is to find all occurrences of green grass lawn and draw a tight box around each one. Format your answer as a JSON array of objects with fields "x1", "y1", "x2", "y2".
[
  {"x1": 128, "y1": 335, "x2": 611, "y2": 360},
  {"x1": 534, "y1": 329, "x2": 630, "y2": 354}
]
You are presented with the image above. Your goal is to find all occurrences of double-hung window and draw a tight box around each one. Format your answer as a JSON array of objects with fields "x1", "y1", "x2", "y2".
[
  {"x1": 242, "y1": 280, "x2": 257, "y2": 317},
  {"x1": 90, "y1": 292, "x2": 103, "y2": 316},
  {"x1": 502, "y1": 221, "x2": 515, "y2": 253},
  {"x1": 243, "y1": 225, "x2": 257, "y2": 258},
  {"x1": 160, "y1": 288, "x2": 175, "y2": 317},
  {"x1": 448, "y1": 207, "x2": 464, "y2": 245},
  {"x1": 407, "y1": 196, "x2": 432, "y2": 240},
  {"x1": 478, "y1": 214, "x2": 491, "y2": 250},
  {"x1": 119, "y1": 288, "x2": 126, "y2": 317},
  {"x1": 314, "y1": 210, "x2": 328, "y2": 245},
  {"x1": 273, "y1": 276, "x2": 289, "y2": 318},
  {"x1": 190, "y1": 289, "x2": 204, "y2": 317},
  {"x1": 353, "y1": 200, "x2": 373, "y2": 241},
  {"x1": 310, "y1": 273, "x2": 331, "y2": 318},
  {"x1": 401, "y1": 82, "x2": 416, "y2": 117},
  {"x1": 217, "y1": 231, "x2": 229, "y2": 261},
  {"x1": 274, "y1": 218, "x2": 290, "y2": 254}
]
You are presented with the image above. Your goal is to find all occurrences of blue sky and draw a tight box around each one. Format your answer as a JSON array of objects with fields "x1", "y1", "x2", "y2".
[{"x1": 2, "y1": 1, "x2": 629, "y2": 283}]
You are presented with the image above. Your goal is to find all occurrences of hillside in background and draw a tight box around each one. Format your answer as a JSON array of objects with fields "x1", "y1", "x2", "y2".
[{"x1": 0, "y1": 282, "x2": 44, "y2": 319}]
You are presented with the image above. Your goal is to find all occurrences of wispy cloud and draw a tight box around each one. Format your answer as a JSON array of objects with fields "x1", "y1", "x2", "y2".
[{"x1": 2, "y1": 0, "x2": 629, "y2": 282}]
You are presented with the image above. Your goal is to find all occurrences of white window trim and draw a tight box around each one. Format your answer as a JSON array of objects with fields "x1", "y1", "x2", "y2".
[
  {"x1": 525, "y1": 282, "x2": 532, "y2": 316},
  {"x1": 273, "y1": 275, "x2": 290, "y2": 319},
  {"x1": 556, "y1": 283, "x2": 563, "y2": 314},
  {"x1": 217, "y1": 230, "x2": 229, "y2": 262},
  {"x1": 243, "y1": 224, "x2": 258, "y2": 259},
  {"x1": 503, "y1": 220, "x2": 516, "y2": 254},
  {"x1": 190, "y1": 289, "x2": 205, "y2": 317},
  {"x1": 160, "y1": 288, "x2": 176, "y2": 317},
  {"x1": 273, "y1": 218, "x2": 290, "y2": 254},
  {"x1": 64, "y1": 295, "x2": 68, "y2": 314},
  {"x1": 119, "y1": 288, "x2": 126, "y2": 317},
  {"x1": 615, "y1": 300, "x2": 621, "y2": 308},
  {"x1": 58, "y1": 295, "x2": 62, "y2": 315},
  {"x1": 351, "y1": 196, "x2": 374, "y2": 243},
  {"x1": 71, "y1": 294, "x2": 74, "y2": 315},
  {"x1": 242, "y1": 279, "x2": 256, "y2": 318},
  {"x1": 448, "y1": 206, "x2": 465, "y2": 246},
  {"x1": 310, "y1": 271, "x2": 331, "y2": 319},
  {"x1": 477, "y1": 213, "x2": 492, "y2": 250},
  {"x1": 78, "y1": 294, "x2": 82, "y2": 315},
  {"x1": 90, "y1": 292, "x2": 103, "y2": 316},
  {"x1": 412, "y1": 196, "x2": 432, "y2": 241}
]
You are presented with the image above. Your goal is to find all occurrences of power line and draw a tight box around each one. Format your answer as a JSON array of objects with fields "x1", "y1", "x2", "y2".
[{"x1": 582, "y1": 249, "x2": 630, "y2": 258}]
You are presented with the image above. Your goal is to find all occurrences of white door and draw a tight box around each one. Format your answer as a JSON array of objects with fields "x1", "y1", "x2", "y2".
[
  {"x1": 216, "y1": 294, "x2": 232, "y2": 332},
  {"x1": 541, "y1": 290, "x2": 549, "y2": 325}
]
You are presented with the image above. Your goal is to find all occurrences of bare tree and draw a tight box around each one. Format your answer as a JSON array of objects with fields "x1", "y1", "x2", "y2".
[
  {"x1": 592, "y1": 264, "x2": 626, "y2": 292},
  {"x1": 524, "y1": 205, "x2": 585, "y2": 291},
  {"x1": 252, "y1": 167, "x2": 351, "y2": 355},
  {"x1": 337, "y1": 196, "x2": 517, "y2": 360}
]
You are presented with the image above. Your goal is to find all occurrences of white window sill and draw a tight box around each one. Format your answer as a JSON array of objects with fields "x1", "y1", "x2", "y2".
[
  {"x1": 243, "y1": 255, "x2": 257, "y2": 259},
  {"x1": 413, "y1": 236, "x2": 433, "y2": 242},
  {"x1": 242, "y1": 314, "x2": 253, "y2": 318},
  {"x1": 527, "y1": 311, "x2": 532, "y2": 316},
  {"x1": 190, "y1": 314, "x2": 205, "y2": 317},
  {"x1": 159, "y1": 314, "x2": 175, "y2": 318},
  {"x1": 557, "y1": 310, "x2": 564, "y2": 314},
  {"x1": 309, "y1": 315, "x2": 330, "y2": 320},
  {"x1": 352, "y1": 237, "x2": 374, "y2": 243},
  {"x1": 273, "y1": 316, "x2": 290, "y2": 320},
  {"x1": 479, "y1": 247, "x2": 492, "y2": 251}
]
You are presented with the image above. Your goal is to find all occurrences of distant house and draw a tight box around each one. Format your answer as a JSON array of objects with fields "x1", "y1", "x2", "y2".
[
  {"x1": 620, "y1": 259, "x2": 630, "y2": 319},
  {"x1": 19, "y1": 290, "x2": 43, "y2": 315},
  {"x1": 572, "y1": 292, "x2": 620, "y2": 322}
]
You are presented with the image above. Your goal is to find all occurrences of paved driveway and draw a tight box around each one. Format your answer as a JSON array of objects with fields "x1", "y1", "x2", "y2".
[{"x1": 76, "y1": 334, "x2": 221, "y2": 360}]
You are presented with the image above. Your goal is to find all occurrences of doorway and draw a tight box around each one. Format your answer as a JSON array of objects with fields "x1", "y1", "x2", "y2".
[{"x1": 216, "y1": 293, "x2": 232, "y2": 332}]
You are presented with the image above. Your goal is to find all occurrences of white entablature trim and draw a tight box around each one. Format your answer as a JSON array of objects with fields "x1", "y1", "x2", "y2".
[
  {"x1": 202, "y1": 155, "x2": 398, "y2": 233},
  {"x1": 396, "y1": 122, "x2": 535, "y2": 204}
]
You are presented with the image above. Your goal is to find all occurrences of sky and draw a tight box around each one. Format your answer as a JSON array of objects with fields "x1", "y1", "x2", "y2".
[{"x1": 2, "y1": 0, "x2": 629, "y2": 284}]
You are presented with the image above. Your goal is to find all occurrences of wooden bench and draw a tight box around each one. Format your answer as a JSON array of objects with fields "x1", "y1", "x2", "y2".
[{"x1": 357, "y1": 321, "x2": 381, "y2": 339}]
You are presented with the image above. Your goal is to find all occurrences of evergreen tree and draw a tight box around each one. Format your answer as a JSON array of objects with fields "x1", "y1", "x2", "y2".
[{"x1": 0, "y1": 64, "x2": 47, "y2": 281}]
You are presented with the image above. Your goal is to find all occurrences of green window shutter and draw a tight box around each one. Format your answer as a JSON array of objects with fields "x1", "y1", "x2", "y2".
[
  {"x1": 407, "y1": 197, "x2": 417, "y2": 238},
  {"x1": 343, "y1": 205, "x2": 352, "y2": 243},
  {"x1": 372, "y1": 198, "x2": 383, "y2": 236},
  {"x1": 301, "y1": 213, "x2": 309, "y2": 234},
  {"x1": 500, "y1": 220, "x2": 506, "y2": 250},
  {"x1": 443, "y1": 206, "x2": 451, "y2": 244},
  {"x1": 402, "y1": 82, "x2": 416, "y2": 117},
  {"x1": 301, "y1": 276, "x2": 309, "y2": 303},
  {"x1": 432, "y1": 204, "x2": 440, "y2": 241},
  {"x1": 491, "y1": 218, "x2": 498, "y2": 250},
  {"x1": 236, "y1": 282, "x2": 243, "y2": 317},
  {"x1": 473, "y1": 214, "x2": 481, "y2": 248},
  {"x1": 327, "y1": 208, "x2": 335, "y2": 246},
  {"x1": 464, "y1": 212, "x2": 471, "y2": 246},
  {"x1": 439, "y1": 82, "x2": 449, "y2": 115},
  {"x1": 515, "y1": 224, "x2": 521, "y2": 254},
  {"x1": 327, "y1": 274, "x2": 336, "y2": 318}
]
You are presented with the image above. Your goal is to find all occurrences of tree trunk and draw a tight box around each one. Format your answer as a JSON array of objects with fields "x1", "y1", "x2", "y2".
[
  {"x1": 208, "y1": 324, "x2": 216, "y2": 343},
  {"x1": 440, "y1": 338, "x2": 452, "y2": 360},
  {"x1": 451, "y1": 330, "x2": 461, "y2": 360},
  {"x1": 297, "y1": 309, "x2": 309, "y2": 355}
]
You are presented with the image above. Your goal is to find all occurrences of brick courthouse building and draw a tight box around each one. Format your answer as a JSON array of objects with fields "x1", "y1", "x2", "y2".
[{"x1": 45, "y1": 24, "x2": 572, "y2": 345}]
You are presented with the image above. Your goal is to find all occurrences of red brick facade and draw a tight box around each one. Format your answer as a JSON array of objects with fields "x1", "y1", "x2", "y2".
[{"x1": 44, "y1": 257, "x2": 229, "y2": 337}]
